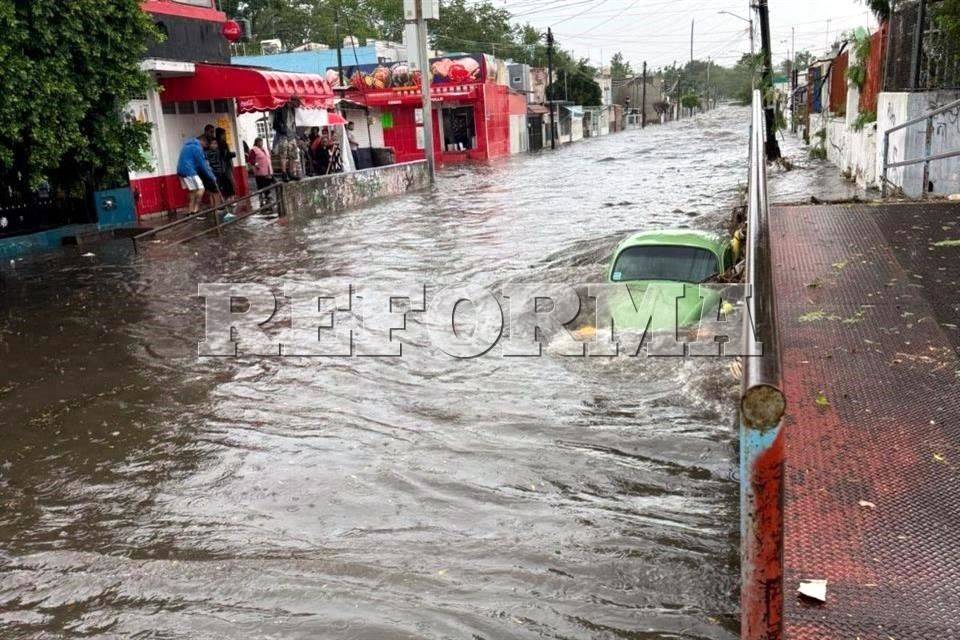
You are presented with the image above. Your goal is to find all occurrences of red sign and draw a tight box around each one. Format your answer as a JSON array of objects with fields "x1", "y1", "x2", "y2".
[{"x1": 222, "y1": 20, "x2": 242, "y2": 43}]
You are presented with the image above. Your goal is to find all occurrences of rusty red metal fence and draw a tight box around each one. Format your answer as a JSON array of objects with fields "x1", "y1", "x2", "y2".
[
  {"x1": 829, "y1": 52, "x2": 848, "y2": 114},
  {"x1": 859, "y1": 23, "x2": 887, "y2": 112}
]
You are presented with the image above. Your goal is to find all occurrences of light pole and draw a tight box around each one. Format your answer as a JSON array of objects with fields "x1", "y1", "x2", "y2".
[
  {"x1": 719, "y1": 9, "x2": 756, "y2": 89},
  {"x1": 718, "y1": 10, "x2": 755, "y2": 56}
]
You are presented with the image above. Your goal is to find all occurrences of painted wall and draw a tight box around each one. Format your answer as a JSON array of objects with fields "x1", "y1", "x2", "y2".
[
  {"x1": 281, "y1": 161, "x2": 430, "y2": 219},
  {"x1": 877, "y1": 90, "x2": 960, "y2": 197}
]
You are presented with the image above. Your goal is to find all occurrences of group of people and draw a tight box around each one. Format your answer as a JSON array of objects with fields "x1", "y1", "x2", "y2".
[
  {"x1": 175, "y1": 124, "x2": 238, "y2": 215},
  {"x1": 175, "y1": 107, "x2": 362, "y2": 216}
]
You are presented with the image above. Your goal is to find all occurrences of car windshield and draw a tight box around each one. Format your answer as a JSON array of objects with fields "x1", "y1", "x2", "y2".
[{"x1": 611, "y1": 245, "x2": 719, "y2": 283}]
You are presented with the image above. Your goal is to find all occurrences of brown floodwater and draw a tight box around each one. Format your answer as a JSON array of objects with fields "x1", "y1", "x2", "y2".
[{"x1": 0, "y1": 105, "x2": 827, "y2": 639}]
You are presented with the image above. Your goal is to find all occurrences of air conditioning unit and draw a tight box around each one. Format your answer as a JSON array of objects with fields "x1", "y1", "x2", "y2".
[{"x1": 260, "y1": 39, "x2": 283, "y2": 55}]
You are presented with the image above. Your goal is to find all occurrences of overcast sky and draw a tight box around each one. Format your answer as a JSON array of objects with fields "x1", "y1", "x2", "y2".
[{"x1": 495, "y1": 0, "x2": 878, "y2": 70}]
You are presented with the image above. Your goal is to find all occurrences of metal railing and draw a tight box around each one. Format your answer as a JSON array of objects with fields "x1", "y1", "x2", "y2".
[
  {"x1": 881, "y1": 96, "x2": 960, "y2": 197},
  {"x1": 132, "y1": 182, "x2": 284, "y2": 251},
  {"x1": 739, "y1": 89, "x2": 787, "y2": 640}
]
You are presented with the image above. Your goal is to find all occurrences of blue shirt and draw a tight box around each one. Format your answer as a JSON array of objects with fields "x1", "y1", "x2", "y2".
[{"x1": 177, "y1": 138, "x2": 216, "y2": 183}]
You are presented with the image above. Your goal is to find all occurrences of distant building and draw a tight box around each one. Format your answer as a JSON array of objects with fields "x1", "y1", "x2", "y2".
[
  {"x1": 614, "y1": 75, "x2": 666, "y2": 125},
  {"x1": 595, "y1": 67, "x2": 613, "y2": 106}
]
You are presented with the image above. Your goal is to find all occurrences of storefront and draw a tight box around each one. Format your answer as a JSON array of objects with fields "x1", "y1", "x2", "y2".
[
  {"x1": 343, "y1": 54, "x2": 528, "y2": 164},
  {"x1": 130, "y1": 63, "x2": 335, "y2": 217}
]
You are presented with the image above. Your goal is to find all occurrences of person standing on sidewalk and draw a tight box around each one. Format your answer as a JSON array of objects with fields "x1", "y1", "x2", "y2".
[
  {"x1": 248, "y1": 137, "x2": 275, "y2": 205},
  {"x1": 176, "y1": 136, "x2": 217, "y2": 215},
  {"x1": 214, "y1": 128, "x2": 237, "y2": 201}
]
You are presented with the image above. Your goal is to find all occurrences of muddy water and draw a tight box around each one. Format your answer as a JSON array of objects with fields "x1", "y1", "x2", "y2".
[{"x1": 0, "y1": 105, "x2": 816, "y2": 639}]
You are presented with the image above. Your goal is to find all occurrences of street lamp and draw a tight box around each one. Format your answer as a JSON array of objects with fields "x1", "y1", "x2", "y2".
[
  {"x1": 719, "y1": 9, "x2": 756, "y2": 89},
  {"x1": 718, "y1": 10, "x2": 755, "y2": 56}
]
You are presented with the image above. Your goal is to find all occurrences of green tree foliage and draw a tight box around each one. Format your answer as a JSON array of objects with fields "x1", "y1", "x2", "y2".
[
  {"x1": 547, "y1": 61, "x2": 602, "y2": 106},
  {"x1": 0, "y1": 0, "x2": 157, "y2": 196},
  {"x1": 934, "y1": 0, "x2": 960, "y2": 43},
  {"x1": 610, "y1": 52, "x2": 633, "y2": 81},
  {"x1": 859, "y1": 0, "x2": 890, "y2": 20}
]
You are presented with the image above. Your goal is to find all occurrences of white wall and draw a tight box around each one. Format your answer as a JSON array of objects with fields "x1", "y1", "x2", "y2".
[
  {"x1": 509, "y1": 114, "x2": 527, "y2": 154},
  {"x1": 877, "y1": 91, "x2": 960, "y2": 197},
  {"x1": 342, "y1": 108, "x2": 385, "y2": 148}
]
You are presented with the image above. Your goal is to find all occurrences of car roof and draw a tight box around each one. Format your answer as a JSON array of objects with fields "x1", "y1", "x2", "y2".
[{"x1": 615, "y1": 229, "x2": 728, "y2": 257}]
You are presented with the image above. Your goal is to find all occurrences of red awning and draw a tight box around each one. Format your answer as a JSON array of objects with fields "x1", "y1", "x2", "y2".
[{"x1": 160, "y1": 64, "x2": 335, "y2": 113}]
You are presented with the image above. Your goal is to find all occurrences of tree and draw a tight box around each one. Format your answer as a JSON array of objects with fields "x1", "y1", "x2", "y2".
[
  {"x1": 934, "y1": 0, "x2": 960, "y2": 44},
  {"x1": 547, "y1": 60, "x2": 602, "y2": 106},
  {"x1": 0, "y1": 1, "x2": 157, "y2": 197},
  {"x1": 860, "y1": 0, "x2": 890, "y2": 20},
  {"x1": 610, "y1": 52, "x2": 633, "y2": 80}
]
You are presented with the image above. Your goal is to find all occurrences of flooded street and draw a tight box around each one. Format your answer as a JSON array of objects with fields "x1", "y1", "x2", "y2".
[{"x1": 0, "y1": 105, "x2": 807, "y2": 639}]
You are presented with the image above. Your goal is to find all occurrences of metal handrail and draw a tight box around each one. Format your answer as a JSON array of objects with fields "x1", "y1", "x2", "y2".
[
  {"x1": 739, "y1": 89, "x2": 787, "y2": 640},
  {"x1": 742, "y1": 90, "x2": 786, "y2": 425},
  {"x1": 132, "y1": 181, "x2": 284, "y2": 250},
  {"x1": 881, "y1": 97, "x2": 960, "y2": 197}
]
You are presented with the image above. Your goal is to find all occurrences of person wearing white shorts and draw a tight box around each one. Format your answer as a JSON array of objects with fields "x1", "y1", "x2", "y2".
[{"x1": 176, "y1": 136, "x2": 218, "y2": 215}]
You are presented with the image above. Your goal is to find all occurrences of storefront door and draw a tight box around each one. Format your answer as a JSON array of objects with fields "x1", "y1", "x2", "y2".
[{"x1": 441, "y1": 106, "x2": 475, "y2": 152}]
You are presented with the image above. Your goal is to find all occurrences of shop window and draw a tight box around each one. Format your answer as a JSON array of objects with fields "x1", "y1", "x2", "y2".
[
  {"x1": 177, "y1": 101, "x2": 195, "y2": 114},
  {"x1": 214, "y1": 99, "x2": 230, "y2": 113},
  {"x1": 256, "y1": 118, "x2": 271, "y2": 140},
  {"x1": 162, "y1": 102, "x2": 177, "y2": 115},
  {"x1": 196, "y1": 100, "x2": 213, "y2": 114}
]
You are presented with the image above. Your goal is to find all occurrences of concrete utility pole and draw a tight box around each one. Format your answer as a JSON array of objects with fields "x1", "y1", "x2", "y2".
[
  {"x1": 411, "y1": 0, "x2": 436, "y2": 182},
  {"x1": 335, "y1": 5, "x2": 344, "y2": 86},
  {"x1": 757, "y1": 0, "x2": 782, "y2": 160},
  {"x1": 547, "y1": 28, "x2": 557, "y2": 150},
  {"x1": 641, "y1": 61, "x2": 647, "y2": 128},
  {"x1": 690, "y1": 19, "x2": 695, "y2": 65},
  {"x1": 706, "y1": 57, "x2": 711, "y2": 110}
]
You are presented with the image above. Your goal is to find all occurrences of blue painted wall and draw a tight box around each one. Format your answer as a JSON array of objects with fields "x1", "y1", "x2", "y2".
[{"x1": 234, "y1": 47, "x2": 381, "y2": 75}]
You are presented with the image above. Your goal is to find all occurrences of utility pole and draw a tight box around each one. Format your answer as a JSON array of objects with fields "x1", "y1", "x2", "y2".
[
  {"x1": 757, "y1": 0, "x2": 781, "y2": 160},
  {"x1": 411, "y1": 0, "x2": 436, "y2": 182},
  {"x1": 641, "y1": 61, "x2": 647, "y2": 128},
  {"x1": 690, "y1": 19, "x2": 694, "y2": 65},
  {"x1": 547, "y1": 28, "x2": 557, "y2": 150},
  {"x1": 706, "y1": 57, "x2": 711, "y2": 111},
  {"x1": 335, "y1": 5, "x2": 344, "y2": 86}
]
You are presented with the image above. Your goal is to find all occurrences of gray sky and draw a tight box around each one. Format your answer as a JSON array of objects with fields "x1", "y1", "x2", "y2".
[{"x1": 496, "y1": 0, "x2": 878, "y2": 70}]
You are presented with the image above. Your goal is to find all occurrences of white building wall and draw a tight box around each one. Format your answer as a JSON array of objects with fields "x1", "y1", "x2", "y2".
[{"x1": 509, "y1": 114, "x2": 528, "y2": 154}]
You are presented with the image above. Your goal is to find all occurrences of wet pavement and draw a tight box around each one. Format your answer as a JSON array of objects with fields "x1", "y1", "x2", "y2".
[{"x1": 0, "y1": 106, "x2": 851, "y2": 639}]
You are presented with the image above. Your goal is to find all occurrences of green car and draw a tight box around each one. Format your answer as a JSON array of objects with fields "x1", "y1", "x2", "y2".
[{"x1": 605, "y1": 230, "x2": 736, "y2": 334}]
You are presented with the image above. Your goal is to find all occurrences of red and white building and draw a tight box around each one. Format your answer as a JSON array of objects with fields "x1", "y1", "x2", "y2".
[
  {"x1": 342, "y1": 54, "x2": 529, "y2": 164},
  {"x1": 130, "y1": 0, "x2": 335, "y2": 218}
]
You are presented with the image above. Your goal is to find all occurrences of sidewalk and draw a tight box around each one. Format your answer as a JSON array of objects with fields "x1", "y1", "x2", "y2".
[{"x1": 770, "y1": 201, "x2": 960, "y2": 638}]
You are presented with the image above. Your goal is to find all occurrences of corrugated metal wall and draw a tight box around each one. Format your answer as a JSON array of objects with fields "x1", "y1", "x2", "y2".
[
  {"x1": 859, "y1": 24, "x2": 888, "y2": 112},
  {"x1": 830, "y1": 53, "x2": 849, "y2": 114}
]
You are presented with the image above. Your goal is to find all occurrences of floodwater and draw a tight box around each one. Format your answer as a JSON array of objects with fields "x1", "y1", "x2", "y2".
[{"x1": 0, "y1": 105, "x2": 836, "y2": 639}]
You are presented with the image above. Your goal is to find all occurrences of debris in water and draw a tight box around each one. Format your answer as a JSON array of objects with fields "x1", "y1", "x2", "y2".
[
  {"x1": 798, "y1": 579, "x2": 828, "y2": 603},
  {"x1": 859, "y1": 500, "x2": 876, "y2": 509},
  {"x1": 82, "y1": 252, "x2": 96, "y2": 258}
]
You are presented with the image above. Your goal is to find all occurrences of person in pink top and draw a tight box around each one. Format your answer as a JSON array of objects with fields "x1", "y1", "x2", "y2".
[{"x1": 248, "y1": 137, "x2": 274, "y2": 191}]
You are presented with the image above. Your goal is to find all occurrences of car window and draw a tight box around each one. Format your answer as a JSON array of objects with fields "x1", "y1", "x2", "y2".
[{"x1": 611, "y1": 245, "x2": 720, "y2": 283}]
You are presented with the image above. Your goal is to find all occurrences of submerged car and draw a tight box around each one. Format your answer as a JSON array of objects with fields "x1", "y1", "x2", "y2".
[{"x1": 605, "y1": 230, "x2": 736, "y2": 333}]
